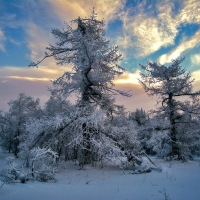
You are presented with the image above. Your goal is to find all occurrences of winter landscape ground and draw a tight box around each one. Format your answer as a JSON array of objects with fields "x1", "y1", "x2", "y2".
[{"x1": 0, "y1": 150, "x2": 200, "y2": 200}]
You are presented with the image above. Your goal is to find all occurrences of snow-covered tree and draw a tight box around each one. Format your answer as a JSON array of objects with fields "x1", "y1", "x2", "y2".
[
  {"x1": 129, "y1": 108, "x2": 148, "y2": 126},
  {"x1": 0, "y1": 112, "x2": 16, "y2": 153},
  {"x1": 29, "y1": 10, "x2": 130, "y2": 110},
  {"x1": 25, "y1": 11, "x2": 159, "y2": 172},
  {"x1": 44, "y1": 95, "x2": 72, "y2": 117},
  {"x1": 139, "y1": 58, "x2": 200, "y2": 160},
  {"x1": 1, "y1": 93, "x2": 42, "y2": 157}
]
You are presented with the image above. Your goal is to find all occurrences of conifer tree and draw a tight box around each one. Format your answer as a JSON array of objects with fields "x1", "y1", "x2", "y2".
[{"x1": 139, "y1": 58, "x2": 200, "y2": 160}]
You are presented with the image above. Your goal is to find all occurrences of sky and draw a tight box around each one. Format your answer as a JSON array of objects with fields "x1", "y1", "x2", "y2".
[{"x1": 0, "y1": 0, "x2": 200, "y2": 112}]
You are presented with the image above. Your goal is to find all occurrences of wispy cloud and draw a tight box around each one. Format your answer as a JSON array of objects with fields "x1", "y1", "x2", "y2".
[
  {"x1": 118, "y1": 1, "x2": 179, "y2": 57},
  {"x1": 25, "y1": 22, "x2": 52, "y2": 62},
  {"x1": 117, "y1": 0, "x2": 200, "y2": 59},
  {"x1": 114, "y1": 70, "x2": 140, "y2": 85},
  {"x1": 8, "y1": 37, "x2": 21, "y2": 46},
  {"x1": 158, "y1": 30, "x2": 200, "y2": 64},
  {"x1": 192, "y1": 69, "x2": 200, "y2": 81},
  {"x1": 191, "y1": 69, "x2": 200, "y2": 91},
  {"x1": 0, "y1": 29, "x2": 6, "y2": 52},
  {"x1": 191, "y1": 53, "x2": 200, "y2": 65},
  {"x1": 24, "y1": 21, "x2": 73, "y2": 77},
  {"x1": 6, "y1": 76, "x2": 50, "y2": 82},
  {"x1": 0, "y1": 13, "x2": 19, "y2": 28},
  {"x1": 0, "y1": 65, "x2": 67, "y2": 81},
  {"x1": 49, "y1": 0, "x2": 126, "y2": 23},
  {"x1": 179, "y1": 0, "x2": 200, "y2": 24},
  {"x1": 45, "y1": 0, "x2": 200, "y2": 61}
]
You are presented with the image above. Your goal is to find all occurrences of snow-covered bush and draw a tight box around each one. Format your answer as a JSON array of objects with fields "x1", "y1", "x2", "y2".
[
  {"x1": 33, "y1": 163, "x2": 57, "y2": 182},
  {"x1": 0, "y1": 148, "x2": 58, "y2": 185},
  {"x1": 136, "y1": 116, "x2": 168, "y2": 156},
  {"x1": 0, "y1": 157, "x2": 26, "y2": 184},
  {"x1": 27, "y1": 147, "x2": 58, "y2": 182},
  {"x1": 146, "y1": 130, "x2": 171, "y2": 158}
]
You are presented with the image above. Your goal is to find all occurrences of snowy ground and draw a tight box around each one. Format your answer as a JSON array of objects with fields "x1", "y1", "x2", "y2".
[{"x1": 0, "y1": 150, "x2": 200, "y2": 200}]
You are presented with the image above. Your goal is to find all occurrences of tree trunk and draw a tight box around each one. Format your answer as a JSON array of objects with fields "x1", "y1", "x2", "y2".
[
  {"x1": 80, "y1": 123, "x2": 91, "y2": 166},
  {"x1": 8, "y1": 135, "x2": 12, "y2": 153},
  {"x1": 14, "y1": 128, "x2": 20, "y2": 158},
  {"x1": 168, "y1": 93, "x2": 180, "y2": 158},
  {"x1": 170, "y1": 120, "x2": 179, "y2": 157}
]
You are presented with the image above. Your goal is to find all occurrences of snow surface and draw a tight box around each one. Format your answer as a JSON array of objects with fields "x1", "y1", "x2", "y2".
[{"x1": 0, "y1": 151, "x2": 200, "y2": 200}]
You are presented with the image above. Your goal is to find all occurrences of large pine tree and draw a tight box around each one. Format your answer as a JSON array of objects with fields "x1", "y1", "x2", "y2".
[
  {"x1": 27, "y1": 11, "x2": 145, "y2": 167},
  {"x1": 139, "y1": 58, "x2": 200, "y2": 160},
  {"x1": 30, "y1": 11, "x2": 130, "y2": 112}
]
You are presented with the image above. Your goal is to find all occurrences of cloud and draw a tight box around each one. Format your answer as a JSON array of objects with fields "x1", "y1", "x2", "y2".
[
  {"x1": 6, "y1": 76, "x2": 50, "y2": 82},
  {"x1": 0, "y1": 13, "x2": 19, "y2": 28},
  {"x1": 117, "y1": 0, "x2": 200, "y2": 59},
  {"x1": 114, "y1": 70, "x2": 140, "y2": 85},
  {"x1": 49, "y1": 0, "x2": 126, "y2": 23},
  {"x1": 113, "y1": 70, "x2": 155, "y2": 111},
  {"x1": 8, "y1": 37, "x2": 21, "y2": 46},
  {"x1": 0, "y1": 65, "x2": 69, "y2": 82},
  {"x1": 118, "y1": 1, "x2": 179, "y2": 57},
  {"x1": 191, "y1": 69, "x2": 200, "y2": 92},
  {"x1": 24, "y1": 21, "x2": 72, "y2": 77},
  {"x1": 0, "y1": 76, "x2": 155, "y2": 112},
  {"x1": 0, "y1": 67, "x2": 155, "y2": 112},
  {"x1": 25, "y1": 22, "x2": 52, "y2": 62},
  {"x1": 191, "y1": 54, "x2": 200, "y2": 65},
  {"x1": 115, "y1": 82, "x2": 156, "y2": 112},
  {"x1": 158, "y1": 30, "x2": 200, "y2": 64},
  {"x1": 21, "y1": 0, "x2": 126, "y2": 62},
  {"x1": 0, "y1": 77, "x2": 51, "y2": 111},
  {"x1": 179, "y1": 0, "x2": 200, "y2": 24},
  {"x1": 192, "y1": 69, "x2": 200, "y2": 82},
  {"x1": 0, "y1": 29, "x2": 6, "y2": 51},
  {"x1": 0, "y1": 76, "x2": 156, "y2": 112}
]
